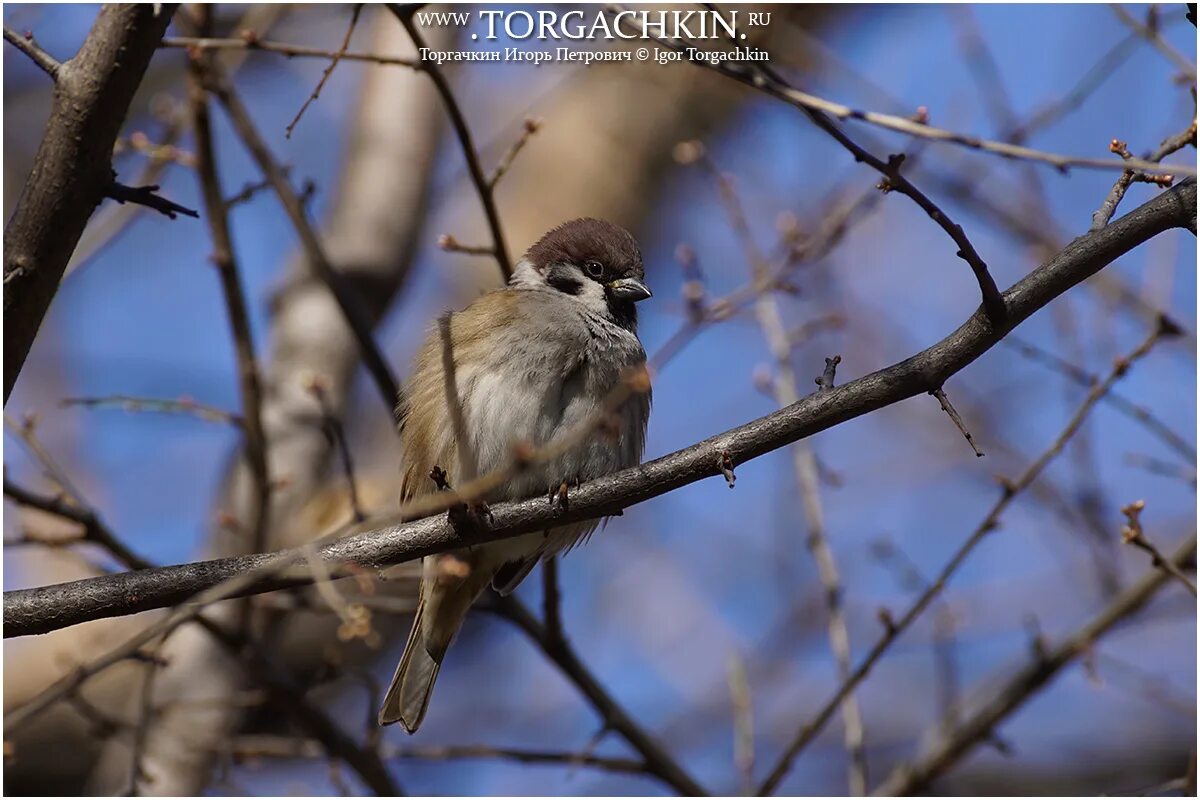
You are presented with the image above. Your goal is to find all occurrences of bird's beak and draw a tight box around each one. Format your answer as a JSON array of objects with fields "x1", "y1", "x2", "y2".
[{"x1": 608, "y1": 277, "x2": 653, "y2": 302}]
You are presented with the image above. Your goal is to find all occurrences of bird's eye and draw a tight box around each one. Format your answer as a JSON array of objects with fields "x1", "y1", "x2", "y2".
[{"x1": 584, "y1": 260, "x2": 604, "y2": 279}]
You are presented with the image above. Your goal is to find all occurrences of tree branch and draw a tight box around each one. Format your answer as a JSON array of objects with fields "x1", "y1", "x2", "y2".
[
  {"x1": 4, "y1": 178, "x2": 1192, "y2": 640},
  {"x1": 103, "y1": 179, "x2": 199, "y2": 219},
  {"x1": 494, "y1": 596, "x2": 706, "y2": 796},
  {"x1": 187, "y1": 17, "x2": 272, "y2": 560},
  {"x1": 392, "y1": 5, "x2": 513, "y2": 279},
  {"x1": 4, "y1": 5, "x2": 179, "y2": 402},
  {"x1": 3, "y1": 25, "x2": 61, "y2": 78},
  {"x1": 756, "y1": 312, "x2": 1180, "y2": 796},
  {"x1": 196, "y1": 57, "x2": 401, "y2": 416},
  {"x1": 873, "y1": 534, "x2": 1197, "y2": 795}
]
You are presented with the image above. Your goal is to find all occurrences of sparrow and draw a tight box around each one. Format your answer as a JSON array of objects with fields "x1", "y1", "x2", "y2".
[{"x1": 378, "y1": 218, "x2": 653, "y2": 731}]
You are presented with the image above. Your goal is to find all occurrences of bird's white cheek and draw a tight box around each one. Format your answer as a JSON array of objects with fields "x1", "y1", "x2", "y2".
[{"x1": 575, "y1": 279, "x2": 610, "y2": 316}]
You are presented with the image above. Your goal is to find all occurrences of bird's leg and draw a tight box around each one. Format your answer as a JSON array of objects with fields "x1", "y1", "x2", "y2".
[
  {"x1": 553, "y1": 481, "x2": 570, "y2": 511},
  {"x1": 430, "y1": 465, "x2": 490, "y2": 532}
]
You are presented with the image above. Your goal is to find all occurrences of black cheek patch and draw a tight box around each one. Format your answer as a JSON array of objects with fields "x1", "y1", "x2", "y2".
[{"x1": 546, "y1": 265, "x2": 583, "y2": 296}]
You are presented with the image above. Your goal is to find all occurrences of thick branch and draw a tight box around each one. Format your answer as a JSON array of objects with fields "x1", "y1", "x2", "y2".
[
  {"x1": 3, "y1": 179, "x2": 1194, "y2": 639},
  {"x1": 4, "y1": 5, "x2": 178, "y2": 402}
]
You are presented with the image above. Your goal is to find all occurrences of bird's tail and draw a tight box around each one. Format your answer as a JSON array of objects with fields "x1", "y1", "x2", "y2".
[
  {"x1": 378, "y1": 558, "x2": 488, "y2": 731},
  {"x1": 378, "y1": 593, "x2": 441, "y2": 732}
]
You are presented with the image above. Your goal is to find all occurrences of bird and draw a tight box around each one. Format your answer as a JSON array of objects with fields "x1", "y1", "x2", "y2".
[{"x1": 378, "y1": 218, "x2": 653, "y2": 731}]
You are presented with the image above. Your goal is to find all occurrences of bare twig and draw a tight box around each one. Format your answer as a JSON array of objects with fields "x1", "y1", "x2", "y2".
[
  {"x1": 608, "y1": 7, "x2": 1191, "y2": 176},
  {"x1": 757, "y1": 318, "x2": 1178, "y2": 795},
  {"x1": 3, "y1": 25, "x2": 60, "y2": 78},
  {"x1": 113, "y1": 131, "x2": 196, "y2": 167},
  {"x1": 198, "y1": 618, "x2": 401, "y2": 795},
  {"x1": 66, "y1": 103, "x2": 191, "y2": 280},
  {"x1": 875, "y1": 534, "x2": 1197, "y2": 795},
  {"x1": 232, "y1": 734, "x2": 648, "y2": 774},
  {"x1": 160, "y1": 35, "x2": 418, "y2": 69},
  {"x1": 285, "y1": 4, "x2": 363, "y2": 138},
  {"x1": 1124, "y1": 453, "x2": 1197, "y2": 488},
  {"x1": 675, "y1": 40, "x2": 1007, "y2": 324},
  {"x1": 489, "y1": 118, "x2": 542, "y2": 188},
  {"x1": 436, "y1": 234, "x2": 495, "y2": 257},
  {"x1": 1092, "y1": 119, "x2": 1197, "y2": 230},
  {"x1": 125, "y1": 635, "x2": 168, "y2": 795},
  {"x1": 188, "y1": 41, "x2": 271, "y2": 557},
  {"x1": 392, "y1": 5, "x2": 513, "y2": 279},
  {"x1": 493, "y1": 596, "x2": 706, "y2": 796},
  {"x1": 727, "y1": 652, "x2": 756, "y2": 795},
  {"x1": 223, "y1": 175, "x2": 276, "y2": 209},
  {"x1": 693, "y1": 147, "x2": 868, "y2": 793},
  {"x1": 1120, "y1": 500, "x2": 1197, "y2": 596},
  {"x1": 60, "y1": 394, "x2": 243, "y2": 427},
  {"x1": 306, "y1": 375, "x2": 365, "y2": 523},
  {"x1": 1003, "y1": 336, "x2": 1195, "y2": 463},
  {"x1": 1110, "y1": 4, "x2": 1197, "y2": 79},
  {"x1": 104, "y1": 179, "x2": 198, "y2": 219},
  {"x1": 929, "y1": 387, "x2": 985, "y2": 457},
  {"x1": 3, "y1": 479, "x2": 153, "y2": 571},
  {"x1": 198, "y1": 60, "x2": 401, "y2": 414}
]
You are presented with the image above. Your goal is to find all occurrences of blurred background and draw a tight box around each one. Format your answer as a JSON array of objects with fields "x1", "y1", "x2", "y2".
[{"x1": 3, "y1": 3, "x2": 1196, "y2": 795}]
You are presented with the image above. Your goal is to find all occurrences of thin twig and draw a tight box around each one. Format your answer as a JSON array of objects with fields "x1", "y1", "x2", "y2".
[
  {"x1": 198, "y1": 59, "x2": 401, "y2": 414},
  {"x1": 1110, "y1": 4, "x2": 1197, "y2": 79},
  {"x1": 1092, "y1": 119, "x2": 1197, "y2": 230},
  {"x1": 493, "y1": 596, "x2": 707, "y2": 796},
  {"x1": 188, "y1": 35, "x2": 272, "y2": 559},
  {"x1": 60, "y1": 394, "x2": 243, "y2": 426},
  {"x1": 3, "y1": 25, "x2": 60, "y2": 78},
  {"x1": 105, "y1": 180, "x2": 198, "y2": 219},
  {"x1": 1003, "y1": 335, "x2": 1196, "y2": 463},
  {"x1": 232, "y1": 734, "x2": 648, "y2": 774},
  {"x1": 607, "y1": 7, "x2": 1191, "y2": 177},
  {"x1": 699, "y1": 150, "x2": 868, "y2": 794},
  {"x1": 757, "y1": 319, "x2": 1177, "y2": 795},
  {"x1": 489, "y1": 118, "x2": 542, "y2": 188},
  {"x1": 929, "y1": 387, "x2": 985, "y2": 457},
  {"x1": 727, "y1": 651, "x2": 756, "y2": 795},
  {"x1": 1124, "y1": 453, "x2": 1197, "y2": 488},
  {"x1": 3, "y1": 479, "x2": 153, "y2": 571},
  {"x1": 284, "y1": 4, "x2": 363, "y2": 139},
  {"x1": 436, "y1": 234, "x2": 495, "y2": 257},
  {"x1": 307, "y1": 375, "x2": 366, "y2": 523},
  {"x1": 1120, "y1": 500, "x2": 1197, "y2": 596},
  {"x1": 224, "y1": 170, "x2": 290, "y2": 210},
  {"x1": 125, "y1": 633, "x2": 168, "y2": 794},
  {"x1": 160, "y1": 35, "x2": 418, "y2": 69},
  {"x1": 198, "y1": 617, "x2": 401, "y2": 795},
  {"x1": 391, "y1": 5, "x2": 513, "y2": 279},
  {"x1": 875, "y1": 534, "x2": 1197, "y2": 795}
]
